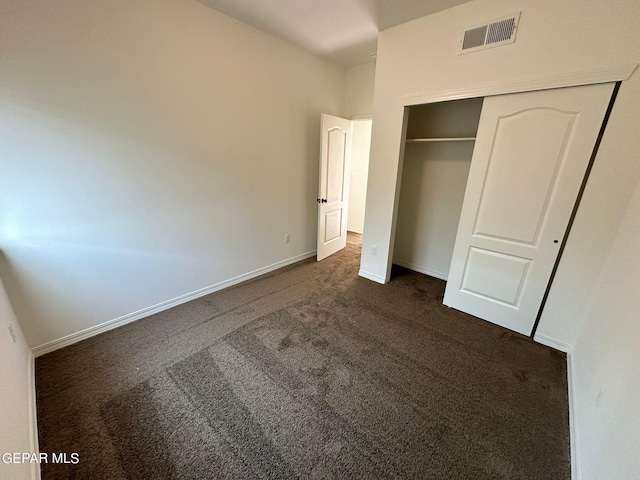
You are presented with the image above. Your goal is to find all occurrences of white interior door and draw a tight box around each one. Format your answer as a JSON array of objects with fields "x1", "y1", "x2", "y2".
[
  {"x1": 317, "y1": 114, "x2": 352, "y2": 261},
  {"x1": 443, "y1": 83, "x2": 615, "y2": 335}
]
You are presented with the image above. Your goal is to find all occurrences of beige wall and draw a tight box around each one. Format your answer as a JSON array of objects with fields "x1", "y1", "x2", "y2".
[
  {"x1": 345, "y1": 62, "x2": 376, "y2": 119},
  {"x1": 0, "y1": 0, "x2": 344, "y2": 349},
  {"x1": 571, "y1": 178, "x2": 640, "y2": 480},
  {"x1": 0, "y1": 275, "x2": 37, "y2": 480}
]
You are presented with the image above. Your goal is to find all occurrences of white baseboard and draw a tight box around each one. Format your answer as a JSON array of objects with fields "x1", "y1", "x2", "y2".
[
  {"x1": 28, "y1": 352, "x2": 41, "y2": 480},
  {"x1": 533, "y1": 333, "x2": 578, "y2": 479},
  {"x1": 358, "y1": 269, "x2": 386, "y2": 284},
  {"x1": 392, "y1": 260, "x2": 449, "y2": 281},
  {"x1": 566, "y1": 351, "x2": 580, "y2": 480},
  {"x1": 31, "y1": 251, "x2": 316, "y2": 357},
  {"x1": 533, "y1": 333, "x2": 572, "y2": 353}
]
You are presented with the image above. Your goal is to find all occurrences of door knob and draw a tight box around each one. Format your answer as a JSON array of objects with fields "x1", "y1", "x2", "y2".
[{"x1": 316, "y1": 198, "x2": 327, "y2": 203}]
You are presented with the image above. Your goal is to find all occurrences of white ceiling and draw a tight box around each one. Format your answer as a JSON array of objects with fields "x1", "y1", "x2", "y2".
[{"x1": 195, "y1": 0, "x2": 474, "y2": 67}]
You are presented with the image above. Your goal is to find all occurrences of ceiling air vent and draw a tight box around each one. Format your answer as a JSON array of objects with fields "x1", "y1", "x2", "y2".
[{"x1": 459, "y1": 12, "x2": 520, "y2": 54}]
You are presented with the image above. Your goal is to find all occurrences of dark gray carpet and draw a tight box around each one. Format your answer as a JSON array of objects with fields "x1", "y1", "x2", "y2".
[{"x1": 35, "y1": 234, "x2": 570, "y2": 479}]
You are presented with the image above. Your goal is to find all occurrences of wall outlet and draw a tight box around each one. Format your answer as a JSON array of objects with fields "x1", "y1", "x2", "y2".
[
  {"x1": 371, "y1": 245, "x2": 377, "y2": 256},
  {"x1": 284, "y1": 233, "x2": 290, "y2": 244},
  {"x1": 8, "y1": 325, "x2": 17, "y2": 343}
]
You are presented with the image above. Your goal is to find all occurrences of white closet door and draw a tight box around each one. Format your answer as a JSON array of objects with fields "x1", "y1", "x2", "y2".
[{"x1": 443, "y1": 83, "x2": 614, "y2": 335}]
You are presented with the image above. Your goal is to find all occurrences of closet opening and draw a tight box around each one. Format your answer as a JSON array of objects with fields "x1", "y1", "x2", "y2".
[{"x1": 392, "y1": 97, "x2": 483, "y2": 281}]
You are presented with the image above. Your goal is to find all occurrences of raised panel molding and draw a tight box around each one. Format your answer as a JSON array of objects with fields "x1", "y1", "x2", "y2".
[
  {"x1": 461, "y1": 247, "x2": 531, "y2": 306},
  {"x1": 324, "y1": 210, "x2": 342, "y2": 242},
  {"x1": 326, "y1": 128, "x2": 347, "y2": 202},
  {"x1": 473, "y1": 108, "x2": 577, "y2": 245}
]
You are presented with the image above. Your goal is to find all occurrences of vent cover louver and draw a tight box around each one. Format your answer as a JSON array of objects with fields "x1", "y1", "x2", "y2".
[{"x1": 460, "y1": 12, "x2": 520, "y2": 54}]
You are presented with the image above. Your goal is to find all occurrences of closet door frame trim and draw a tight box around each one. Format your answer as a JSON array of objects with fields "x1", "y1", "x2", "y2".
[{"x1": 401, "y1": 64, "x2": 636, "y2": 107}]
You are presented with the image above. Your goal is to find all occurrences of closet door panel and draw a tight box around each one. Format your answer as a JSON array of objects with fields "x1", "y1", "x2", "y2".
[
  {"x1": 473, "y1": 109, "x2": 576, "y2": 245},
  {"x1": 443, "y1": 82, "x2": 615, "y2": 336}
]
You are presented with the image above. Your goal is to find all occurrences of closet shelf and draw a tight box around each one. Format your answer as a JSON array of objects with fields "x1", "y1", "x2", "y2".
[{"x1": 405, "y1": 137, "x2": 476, "y2": 143}]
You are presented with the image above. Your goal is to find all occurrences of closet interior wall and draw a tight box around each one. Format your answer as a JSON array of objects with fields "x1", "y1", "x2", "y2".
[{"x1": 393, "y1": 97, "x2": 483, "y2": 279}]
